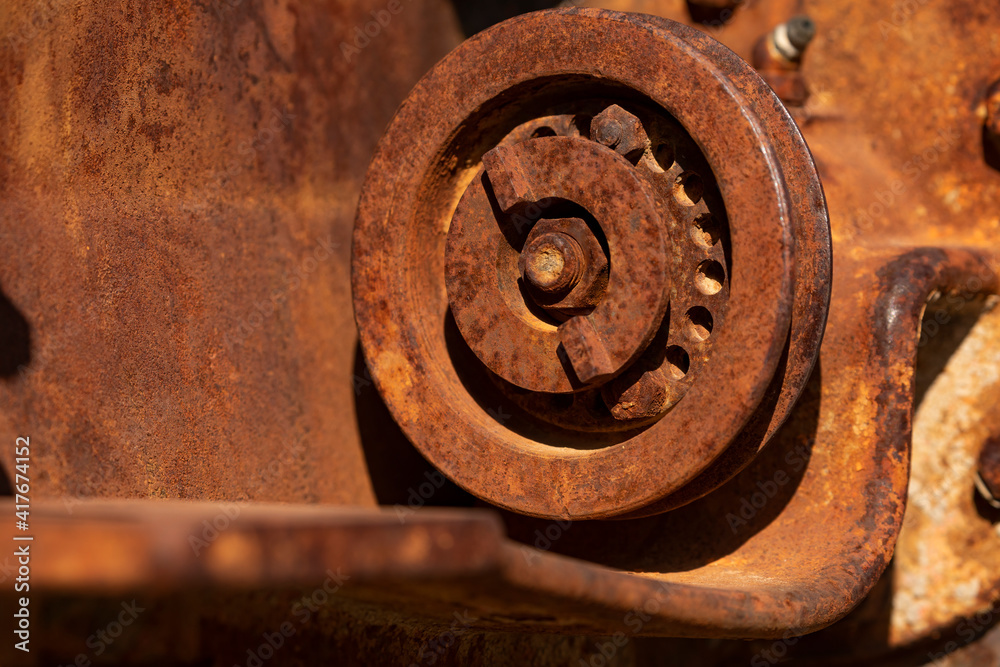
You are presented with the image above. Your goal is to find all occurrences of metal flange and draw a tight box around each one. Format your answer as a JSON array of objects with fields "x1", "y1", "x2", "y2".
[{"x1": 352, "y1": 9, "x2": 831, "y2": 520}]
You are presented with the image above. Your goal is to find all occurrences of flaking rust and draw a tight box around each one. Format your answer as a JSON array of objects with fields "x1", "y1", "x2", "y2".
[
  {"x1": 5, "y1": 0, "x2": 1000, "y2": 664},
  {"x1": 354, "y1": 10, "x2": 829, "y2": 522}
]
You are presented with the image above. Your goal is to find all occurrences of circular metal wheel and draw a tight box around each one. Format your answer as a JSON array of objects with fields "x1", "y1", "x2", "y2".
[{"x1": 353, "y1": 9, "x2": 831, "y2": 520}]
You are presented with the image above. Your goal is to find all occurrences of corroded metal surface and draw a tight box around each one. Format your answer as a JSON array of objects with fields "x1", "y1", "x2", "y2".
[
  {"x1": 352, "y1": 8, "x2": 831, "y2": 520},
  {"x1": 894, "y1": 298, "x2": 1000, "y2": 646},
  {"x1": 3, "y1": 0, "x2": 1000, "y2": 664},
  {"x1": 446, "y1": 136, "x2": 670, "y2": 393},
  {"x1": 578, "y1": 0, "x2": 1000, "y2": 657},
  {"x1": 0, "y1": 0, "x2": 463, "y2": 504}
]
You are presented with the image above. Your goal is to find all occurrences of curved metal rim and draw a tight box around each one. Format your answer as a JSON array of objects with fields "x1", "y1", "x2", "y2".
[
  {"x1": 353, "y1": 9, "x2": 797, "y2": 519},
  {"x1": 619, "y1": 11, "x2": 833, "y2": 515}
]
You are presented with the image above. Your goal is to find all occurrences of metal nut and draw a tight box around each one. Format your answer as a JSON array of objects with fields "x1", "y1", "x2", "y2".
[
  {"x1": 520, "y1": 232, "x2": 584, "y2": 296},
  {"x1": 520, "y1": 217, "x2": 609, "y2": 316},
  {"x1": 591, "y1": 105, "x2": 649, "y2": 162},
  {"x1": 602, "y1": 366, "x2": 676, "y2": 421}
]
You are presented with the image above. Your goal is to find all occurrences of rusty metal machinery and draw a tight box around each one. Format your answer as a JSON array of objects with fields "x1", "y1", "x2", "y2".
[
  {"x1": 353, "y1": 9, "x2": 832, "y2": 520},
  {"x1": 3, "y1": 1, "x2": 1000, "y2": 666}
]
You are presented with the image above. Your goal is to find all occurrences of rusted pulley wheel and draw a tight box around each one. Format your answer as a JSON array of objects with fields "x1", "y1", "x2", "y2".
[{"x1": 353, "y1": 9, "x2": 831, "y2": 520}]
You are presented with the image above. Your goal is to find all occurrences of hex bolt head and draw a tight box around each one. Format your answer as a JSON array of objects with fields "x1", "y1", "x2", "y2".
[
  {"x1": 520, "y1": 232, "x2": 584, "y2": 296},
  {"x1": 590, "y1": 105, "x2": 649, "y2": 163},
  {"x1": 593, "y1": 118, "x2": 623, "y2": 148},
  {"x1": 518, "y1": 218, "x2": 609, "y2": 319},
  {"x1": 977, "y1": 435, "x2": 1000, "y2": 507}
]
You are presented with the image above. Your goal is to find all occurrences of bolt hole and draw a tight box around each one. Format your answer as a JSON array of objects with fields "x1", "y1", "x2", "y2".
[
  {"x1": 532, "y1": 126, "x2": 557, "y2": 138},
  {"x1": 695, "y1": 260, "x2": 725, "y2": 295},
  {"x1": 674, "y1": 171, "x2": 704, "y2": 206},
  {"x1": 665, "y1": 346, "x2": 690, "y2": 379},
  {"x1": 692, "y1": 214, "x2": 721, "y2": 247},
  {"x1": 687, "y1": 307, "x2": 714, "y2": 341},
  {"x1": 654, "y1": 142, "x2": 674, "y2": 171}
]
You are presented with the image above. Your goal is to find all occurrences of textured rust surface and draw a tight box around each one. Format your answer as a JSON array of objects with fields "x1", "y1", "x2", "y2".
[
  {"x1": 353, "y1": 8, "x2": 830, "y2": 520},
  {"x1": 0, "y1": 0, "x2": 463, "y2": 504},
  {"x1": 978, "y1": 433, "x2": 1000, "y2": 502},
  {"x1": 445, "y1": 136, "x2": 669, "y2": 393},
  {"x1": 892, "y1": 296, "x2": 1000, "y2": 648},
  {"x1": 4, "y1": 0, "x2": 1000, "y2": 664}
]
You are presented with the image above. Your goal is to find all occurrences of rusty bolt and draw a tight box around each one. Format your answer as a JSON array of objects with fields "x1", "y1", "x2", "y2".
[
  {"x1": 591, "y1": 105, "x2": 649, "y2": 162},
  {"x1": 985, "y1": 80, "x2": 1000, "y2": 150},
  {"x1": 520, "y1": 232, "x2": 584, "y2": 296},
  {"x1": 977, "y1": 435, "x2": 1000, "y2": 507},
  {"x1": 774, "y1": 16, "x2": 816, "y2": 61},
  {"x1": 752, "y1": 16, "x2": 815, "y2": 106},
  {"x1": 558, "y1": 315, "x2": 616, "y2": 384},
  {"x1": 520, "y1": 218, "x2": 609, "y2": 317}
]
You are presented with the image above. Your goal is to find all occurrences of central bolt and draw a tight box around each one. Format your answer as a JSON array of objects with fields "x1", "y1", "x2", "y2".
[
  {"x1": 520, "y1": 232, "x2": 584, "y2": 295},
  {"x1": 593, "y1": 118, "x2": 623, "y2": 148}
]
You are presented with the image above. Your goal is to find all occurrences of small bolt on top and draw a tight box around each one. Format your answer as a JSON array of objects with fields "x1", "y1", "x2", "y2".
[
  {"x1": 772, "y1": 16, "x2": 816, "y2": 62},
  {"x1": 752, "y1": 15, "x2": 816, "y2": 106}
]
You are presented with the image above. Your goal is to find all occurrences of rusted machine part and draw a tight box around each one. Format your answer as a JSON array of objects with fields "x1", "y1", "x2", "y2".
[
  {"x1": 352, "y1": 8, "x2": 832, "y2": 520},
  {"x1": 492, "y1": 247, "x2": 1000, "y2": 639},
  {"x1": 11, "y1": 246, "x2": 997, "y2": 664},
  {"x1": 477, "y1": 102, "x2": 739, "y2": 433},
  {"x1": 446, "y1": 137, "x2": 671, "y2": 392},
  {"x1": 976, "y1": 434, "x2": 1000, "y2": 507},
  {"x1": 3, "y1": 0, "x2": 999, "y2": 663},
  {"x1": 588, "y1": 10, "x2": 1000, "y2": 656},
  {"x1": 770, "y1": 269, "x2": 1000, "y2": 665},
  {"x1": 751, "y1": 15, "x2": 815, "y2": 106}
]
